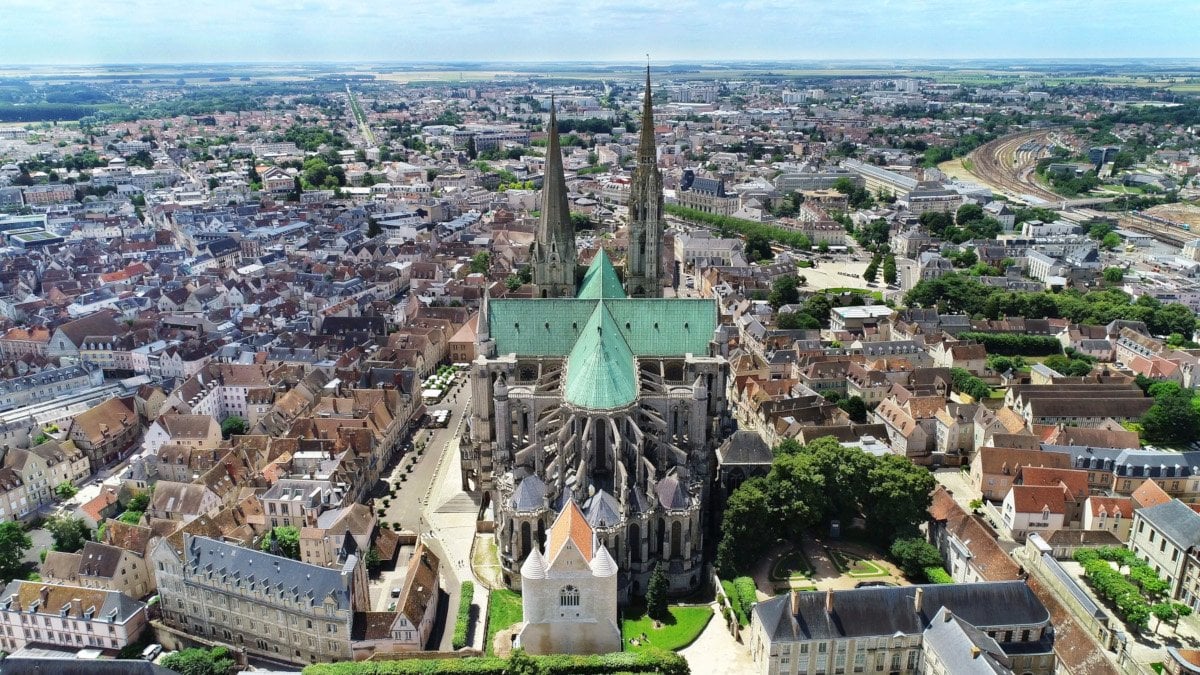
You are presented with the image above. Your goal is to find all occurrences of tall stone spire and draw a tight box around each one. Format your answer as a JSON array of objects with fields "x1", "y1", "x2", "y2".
[
  {"x1": 531, "y1": 96, "x2": 577, "y2": 298},
  {"x1": 625, "y1": 66, "x2": 665, "y2": 298}
]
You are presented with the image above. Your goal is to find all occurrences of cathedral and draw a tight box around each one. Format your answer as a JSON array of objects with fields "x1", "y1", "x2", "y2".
[{"x1": 462, "y1": 69, "x2": 731, "y2": 599}]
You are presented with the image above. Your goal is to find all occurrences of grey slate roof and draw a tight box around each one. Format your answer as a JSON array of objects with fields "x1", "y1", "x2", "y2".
[
  {"x1": 717, "y1": 430, "x2": 773, "y2": 466},
  {"x1": 584, "y1": 489, "x2": 621, "y2": 529},
  {"x1": 511, "y1": 475, "x2": 547, "y2": 512},
  {"x1": 754, "y1": 581, "x2": 1049, "y2": 643},
  {"x1": 183, "y1": 534, "x2": 355, "y2": 610},
  {"x1": 1135, "y1": 500, "x2": 1200, "y2": 548},
  {"x1": 922, "y1": 607, "x2": 1012, "y2": 674}
]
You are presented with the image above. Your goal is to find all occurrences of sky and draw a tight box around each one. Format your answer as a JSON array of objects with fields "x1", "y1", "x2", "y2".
[{"x1": 1, "y1": 0, "x2": 1197, "y2": 64}]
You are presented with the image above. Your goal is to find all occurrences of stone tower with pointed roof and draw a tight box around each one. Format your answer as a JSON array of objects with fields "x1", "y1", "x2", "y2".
[
  {"x1": 625, "y1": 67, "x2": 665, "y2": 298},
  {"x1": 517, "y1": 500, "x2": 620, "y2": 655},
  {"x1": 466, "y1": 250, "x2": 731, "y2": 600},
  {"x1": 531, "y1": 98, "x2": 577, "y2": 298}
]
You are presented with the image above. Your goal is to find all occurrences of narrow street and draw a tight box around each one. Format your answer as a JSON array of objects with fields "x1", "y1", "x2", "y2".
[{"x1": 372, "y1": 374, "x2": 477, "y2": 651}]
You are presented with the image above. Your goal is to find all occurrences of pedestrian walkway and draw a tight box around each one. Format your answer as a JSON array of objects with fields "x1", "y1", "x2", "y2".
[{"x1": 679, "y1": 602, "x2": 755, "y2": 675}]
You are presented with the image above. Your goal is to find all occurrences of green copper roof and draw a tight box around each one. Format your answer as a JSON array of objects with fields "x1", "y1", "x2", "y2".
[
  {"x1": 485, "y1": 252, "x2": 717, "y2": 410},
  {"x1": 577, "y1": 250, "x2": 625, "y2": 300},
  {"x1": 563, "y1": 303, "x2": 637, "y2": 410},
  {"x1": 488, "y1": 298, "x2": 715, "y2": 357}
]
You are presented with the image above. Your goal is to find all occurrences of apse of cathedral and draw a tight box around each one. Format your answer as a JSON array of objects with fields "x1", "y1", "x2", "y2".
[{"x1": 462, "y1": 68, "x2": 732, "y2": 599}]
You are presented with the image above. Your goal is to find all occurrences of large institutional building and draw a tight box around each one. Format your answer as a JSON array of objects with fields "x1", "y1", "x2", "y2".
[{"x1": 463, "y1": 70, "x2": 731, "y2": 599}]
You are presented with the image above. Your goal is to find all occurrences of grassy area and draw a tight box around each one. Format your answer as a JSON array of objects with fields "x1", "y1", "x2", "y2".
[
  {"x1": 621, "y1": 605, "x2": 713, "y2": 652},
  {"x1": 769, "y1": 550, "x2": 813, "y2": 582},
  {"x1": 484, "y1": 589, "x2": 522, "y2": 656},
  {"x1": 830, "y1": 549, "x2": 890, "y2": 578}
]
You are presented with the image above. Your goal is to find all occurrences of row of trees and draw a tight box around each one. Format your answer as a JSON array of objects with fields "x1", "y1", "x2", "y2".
[
  {"x1": 905, "y1": 273, "x2": 1197, "y2": 336},
  {"x1": 716, "y1": 437, "x2": 936, "y2": 577},
  {"x1": 663, "y1": 204, "x2": 813, "y2": 250},
  {"x1": 1073, "y1": 547, "x2": 1186, "y2": 633},
  {"x1": 955, "y1": 332, "x2": 1064, "y2": 357}
]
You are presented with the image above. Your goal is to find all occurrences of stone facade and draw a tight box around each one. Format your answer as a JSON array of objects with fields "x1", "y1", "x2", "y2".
[{"x1": 517, "y1": 501, "x2": 620, "y2": 655}]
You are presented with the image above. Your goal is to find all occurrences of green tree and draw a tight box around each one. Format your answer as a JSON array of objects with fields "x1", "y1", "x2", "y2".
[
  {"x1": 367, "y1": 216, "x2": 381, "y2": 238},
  {"x1": 127, "y1": 490, "x2": 151, "y2": 513},
  {"x1": 745, "y1": 233, "x2": 774, "y2": 262},
  {"x1": 54, "y1": 481, "x2": 78, "y2": 501},
  {"x1": 0, "y1": 521, "x2": 31, "y2": 583},
  {"x1": 465, "y1": 135, "x2": 477, "y2": 160},
  {"x1": 470, "y1": 252, "x2": 491, "y2": 275},
  {"x1": 646, "y1": 562, "x2": 669, "y2": 622},
  {"x1": 261, "y1": 526, "x2": 301, "y2": 560},
  {"x1": 768, "y1": 275, "x2": 799, "y2": 310},
  {"x1": 46, "y1": 515, "x2": 91, "y2": 553},
  {"x1": 882, "y1": 254, "x2": 897, "y2": 285},
  {"x1": 861, "y1": 454, "x2": 936, "y2": 539},
  {"x1": 862, "y1": 259, "x2": 879, "y2": 283},
  {"x1": 889, "y1": 538, "x2": 944, "y2": 579},
  {"x1": 1103, "y1": 267, "x2": 1124, "y2": 284},
  {"x1": 716, "y1": 479, "x2": 773, "y2": 577},
  {"x1": 220, "y1": 416, "x2": 247, "y2": 439},
  {"x1": 1142, "y1": 390, "x2": 1200, "y2": 446},
  {"x1": 160, "y1": 646, "x2": 237, "y2": 675},
  {"x1": 1101, "y1": 232, "x2": 1122, "y2": 250},
  {"x1": 955, "y1": 203, "x2": 984, "y2": 225},
  {"x1": 1152, "y1": 602, "x2": 1193, "y2": 635},
  {"x1": 837, "y1": 396, "x2": 868, "y2": 424}
]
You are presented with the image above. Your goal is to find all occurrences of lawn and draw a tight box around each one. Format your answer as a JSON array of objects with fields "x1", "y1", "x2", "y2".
[
  {"x1": 485, "y1": 589, "x2": 523, "y2": 656},
  {"x1": 830, "y1": 549, "x2": 890, "y2": 578},
  {"x1": 622, "y1": 605, "x2": 713, "y2": 653},
  {"x1": 769, "y1": 550, "x2": 813, "y2": 582}
]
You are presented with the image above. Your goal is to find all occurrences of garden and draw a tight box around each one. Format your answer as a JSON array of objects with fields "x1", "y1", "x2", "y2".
[
  {"x1": 621, "y1": 605, "x2": 713, "y2": 652},
  {"x1": 1073, "y1": 547, "x2": 1189, "y2": 633}
]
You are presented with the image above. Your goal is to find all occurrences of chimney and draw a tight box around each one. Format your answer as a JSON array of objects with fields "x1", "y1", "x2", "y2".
[
  {"x1": 913, "y1": 587, "x2": 924, "y2": 613},
  {"x1": 943, "y1": 609, "x2": 953, "y2": 622},
  {"x1": 970, "y1": 646, "x2": 981, "y2": 659},
  {"x1": 39, "y1": 586, "x2": 49, "y2": 605},
  {"x1": 72, "y1": 598, "x2": 83, "y2": 617},
  {"x1": 824, "y1": 588, "x2": 834, "y2": 614}
]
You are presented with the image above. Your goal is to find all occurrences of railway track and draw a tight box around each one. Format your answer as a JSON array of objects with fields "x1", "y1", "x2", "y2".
[{"x1": 966, "y1": 130, "x2": 1065, "y2": 204}]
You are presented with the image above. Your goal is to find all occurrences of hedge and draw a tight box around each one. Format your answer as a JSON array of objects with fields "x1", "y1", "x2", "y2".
[
  {"x1": 301, "y1": 648, "x2": 690, "y2": 675},
  {"x1": 720, "y1": 580, "x2": 748, "y2": 626},
  {"x1": 955, "y1": 332, "x2": 1063, "y2": 357},
  {"x1": 452, "y1": 581, "x2": 474, "y2": 650},
  {"x1": 924, "y1": 567, "x2": 953, "y2": 584},
  {"x1": 733, "y1": 577, "x2": 758, "y2": 624}
]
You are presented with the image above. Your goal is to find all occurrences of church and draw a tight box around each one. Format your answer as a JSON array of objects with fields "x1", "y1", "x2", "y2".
[
  {"x1": 462, "y1": 69, "x2": 732, "y2": 599},
  {"x1": 516, "y1": 500, "x2": 621, "y2": 655}
]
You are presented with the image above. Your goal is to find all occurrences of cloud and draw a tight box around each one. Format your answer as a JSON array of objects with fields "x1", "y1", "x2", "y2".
[{"x1": 0, "y1": 0, "x2": 1195, "y2": 63}]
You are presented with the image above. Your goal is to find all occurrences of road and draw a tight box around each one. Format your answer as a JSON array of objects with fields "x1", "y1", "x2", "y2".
[
  {"x1": 372, "y1": 373, "x2": 476, "y2": 651},
  {"x1": 346, "y1": 86, "x2": 376, "y2": 147}
]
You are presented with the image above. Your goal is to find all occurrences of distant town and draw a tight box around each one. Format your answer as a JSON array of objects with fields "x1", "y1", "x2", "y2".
[{"x1": 0, "y1": 59, "x2": 1199, "y2": 675}]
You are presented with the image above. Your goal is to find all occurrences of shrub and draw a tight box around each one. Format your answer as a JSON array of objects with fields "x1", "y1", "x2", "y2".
[
  {"x1": 452, "y1": 581, "x2": 474, "y2": 649},
  {"x1": 956, "y1": 332, "x2": 1063, "y2": 357},
  {"x1": 924, "y1": 567, "x2": 953, "y2": 584}
]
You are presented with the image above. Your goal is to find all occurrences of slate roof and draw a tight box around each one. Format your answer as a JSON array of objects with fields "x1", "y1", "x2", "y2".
[
  {"x1": 754, "y1": 581, "x2": 1048, "y2": 643},
  {"x1": 1136, "y1": 500, "x2": 1200, "y2": 548},
  {"x1": 717, "y1": 430, "x2": 773, "y2": 465},
  {"x1": 922, "y1": 607, "x2": 1012, "y2": 674},
  {"x1": 182, "y1": 534, "x2": 356, "y2": 611}
]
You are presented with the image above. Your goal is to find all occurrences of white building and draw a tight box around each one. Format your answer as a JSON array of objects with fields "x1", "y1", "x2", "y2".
[{"x1": 517, "y1": 501, "x2": 620, "y2": 655}]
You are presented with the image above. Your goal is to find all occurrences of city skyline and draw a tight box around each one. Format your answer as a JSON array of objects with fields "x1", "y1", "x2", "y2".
[{"x1": 2, "y1": 0, "x2": 1198, "y2": 65}]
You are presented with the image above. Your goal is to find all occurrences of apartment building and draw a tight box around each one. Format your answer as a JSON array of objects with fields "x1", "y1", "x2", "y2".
[
  {"x1": 0, "y1": 580, "x2": 147, "y2": 653},
  {"x1": 749, "y1": 582, "x2": 1054, "y2": 675},
  {"x1": 152, "y1": 534, "x2": 368, "y2": 666}
]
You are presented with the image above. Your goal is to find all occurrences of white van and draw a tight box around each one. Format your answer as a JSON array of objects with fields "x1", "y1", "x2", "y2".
[{"x1": 142, "y1": 644, "x2": 163, "y2": 661}]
